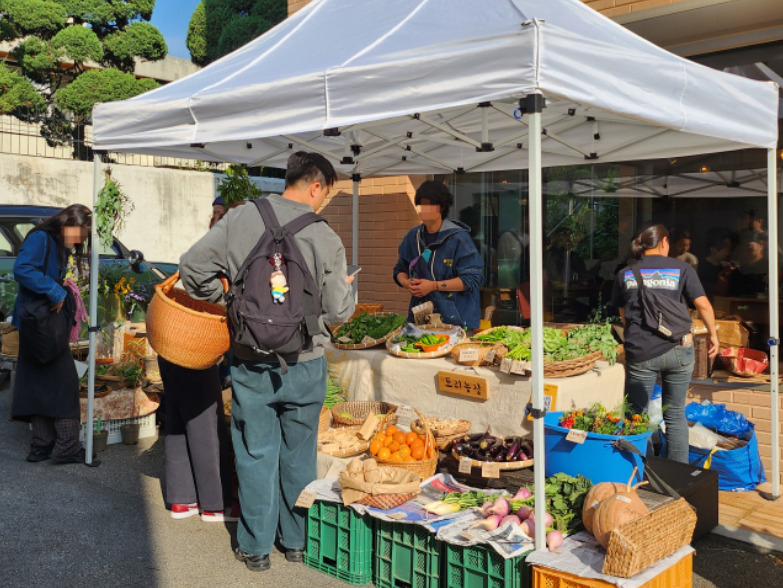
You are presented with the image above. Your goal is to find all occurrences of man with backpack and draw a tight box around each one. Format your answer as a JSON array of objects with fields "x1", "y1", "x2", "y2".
[{"x1": 179, "y1": 152, "x2": 355, "y2": 572}]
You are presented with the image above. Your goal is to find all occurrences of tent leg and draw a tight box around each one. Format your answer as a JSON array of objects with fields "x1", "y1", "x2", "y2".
[
  {"x1": 767, "y1": 148, "x2": 779, "y2": 499},
  {"x1": 526, "y1": 93, "x2": 546, "y2": 550},
  {"x1": 85, "y1": 154, "x2": 103, "y2": 467},
  {"x1": 352, "y1": 175, "x2": 360, "y2": 304}
]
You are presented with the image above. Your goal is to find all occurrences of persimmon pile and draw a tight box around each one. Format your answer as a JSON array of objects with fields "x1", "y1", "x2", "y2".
[{"x1": 369, "y1": 424, "x2": 437, "y2": 462}]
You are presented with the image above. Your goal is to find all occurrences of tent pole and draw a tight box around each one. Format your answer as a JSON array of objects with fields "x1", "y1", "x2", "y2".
[
  {"x1": 352, "y1": 174, "x2": 359, "y2": 303},
  {"x1": 85, "y1": 153, "x2": 103, "y2": 465},
  {"x1": 526, "y1": 93, "x2": 546, "y2": 551},
  {"x1": 767, "y1": 147, "x2": 779, "y2": 499}
]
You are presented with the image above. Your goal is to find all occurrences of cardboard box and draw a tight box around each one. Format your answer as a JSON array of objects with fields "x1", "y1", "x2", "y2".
[{"x1": 644, "y1": 456, "x2": 718, "y2": 541}]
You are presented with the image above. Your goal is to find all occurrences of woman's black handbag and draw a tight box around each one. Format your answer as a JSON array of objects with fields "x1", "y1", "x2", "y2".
[
  {"x1": 16, "y1": 236, "x2": 75, "y2": 364},
  {"x1": 631, "y1": 265, "x2": 692, "y2": 342}
]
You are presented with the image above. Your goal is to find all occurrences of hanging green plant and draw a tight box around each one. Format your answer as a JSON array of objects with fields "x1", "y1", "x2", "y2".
[
  {"x1": 96, "y1": 169, "x2": 134, "y2": 248},
  {"x1": 217, "y1": 164, "x2": 264, "y2": 207}
]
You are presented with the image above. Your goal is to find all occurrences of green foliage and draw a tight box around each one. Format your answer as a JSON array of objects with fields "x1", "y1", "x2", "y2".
[
  {"x1": 95, "y1": 169, "x2": 133, "y2": 247},
  {"x1": 186, "y1": 1, "x2": 206, "y2": 65},
  {"x1": 55, "y1": 67, "x2": 159, "y2": 117},
  {"x1": 51, "y1": 24, "x2": 104, "y2": 63},
  {"x1": 216, "y1": 164, "x2": 264, "y2": 206},
  {"x1": 191, "y1": 0, "x2": 286, "y2": 65},
  {"x1": 11, "y1": 37, "x2": 61, "y2": 83},
  {"x1": 103, "y1": 21, "x2": 166, "y2": 68},
  {"x1": 0, "y1": 62, "x2": 46, "y2": 113},
  {"x1": 2, "y1": 0, "x2": 67, "y2": 37}
]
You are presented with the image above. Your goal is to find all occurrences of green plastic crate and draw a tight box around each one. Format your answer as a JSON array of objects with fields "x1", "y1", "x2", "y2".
[
  {"x1": 374, "y1": 520, "x2": 442, "y2": 588},
  {"x1": 443, "y1": 542, "x2": 531, "y2": 588},
  {"x1": 304, "y1": 500, "x2": 373, "y2": 586}
]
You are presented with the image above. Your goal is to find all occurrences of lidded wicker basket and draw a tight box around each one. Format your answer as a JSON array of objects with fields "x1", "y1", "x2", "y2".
[{"x1": 145, "y1": 272, "x2": 230, "y2": 370}]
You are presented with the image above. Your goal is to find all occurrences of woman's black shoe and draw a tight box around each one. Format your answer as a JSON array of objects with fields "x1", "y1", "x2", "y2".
[
  {"x1": 51, "y1": 448, "x2": 94, "y2": 464},
  {"x1": 285, "y1": 549, "x2": 304, "y2": 563},
  {"x1": 26, "y1": 444, "x2": 53, "y2": 462}
]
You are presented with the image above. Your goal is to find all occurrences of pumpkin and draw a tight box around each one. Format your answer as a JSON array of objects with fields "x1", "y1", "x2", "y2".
[
  {"x1": 582, "y1": 467, "x2": 644, "y2": 534},
  {"x1": 591, "y1": 475, "x2": 649, "y2": 548}
]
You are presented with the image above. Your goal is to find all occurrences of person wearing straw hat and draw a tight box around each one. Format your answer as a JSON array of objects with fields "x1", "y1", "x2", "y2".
[{"x1": 179, "y1": 152, "x2": 354, "y2": 572}]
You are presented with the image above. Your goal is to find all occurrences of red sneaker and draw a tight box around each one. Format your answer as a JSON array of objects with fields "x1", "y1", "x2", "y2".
[
  {"x1": 170, "y1": 502, "x2": 199, "y2": 520},
  {"x1": 201, "y1": 502, "x2": 240, "y2": 523}
]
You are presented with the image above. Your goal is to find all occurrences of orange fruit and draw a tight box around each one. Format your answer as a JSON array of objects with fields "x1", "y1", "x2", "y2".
[
  {"x1": 375, "y1": 432, "x2": 387, "y2": 443},
  {"x1": 410, "y1": 438, "x2": 424, "y2": 451},
  {"x1": 410, "y1": 445, "x2": 425, "y2": 460},
  {"x1": 405, "y1": 431, "x2": 418, "y2": 446},
  {"x1": 385, "y1": 425, "x2": 399, "y2": 436},
  {"x1": 388, "y1": 440, "x2": 400, "y2": 453},
  {"x1": 389, "y1": 451, "x2": 402, "y2": 462},
  {"x1": 393, "y1": 431, "x2": 407, "y2": 445},
  {"x1": 398, "y1": 444, "x2": 411, "y2": 459},
  {"x1": 383, "y1": 435, "x2": 394, "y2": 447},
  {"x1": 377, "y1": 447, "x2": 391, "y2": 461},
  {"x1": 369, "y1": 440, "x2": 382, "y2": 456}
]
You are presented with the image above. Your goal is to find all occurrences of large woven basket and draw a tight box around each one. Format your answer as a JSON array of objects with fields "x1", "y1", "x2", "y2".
[
  {"x1": 543, "y1": 349, "x2": 603, "y2": 378},
  {"x1": 410, "y1": 417, "x2": 471, "y2": 438},
  {"x1": 602, "y1": 498, "x2": 697, "y2": 578},
  {"x1": 450, "y1": 341, "x2": 506, "y2": 366},
  {"x1": 332, "y1": 312, "x2": 404, "y2": 350},
  {"x1": 331, "y1": 401, "x2": 399, "y2": 427},
  {"x1": 348, "y1": 303, "x2": 384, "y2": 321},
  {"x1": 386, "y1": 325, "x2": 465, "y2": 359},
  {"x1": 356, "y1": 492, "x2": 419, "y2": 510},
  {"x1": 146, "y1": 272, "x2": 230, "y2": 369},
  {"x1": 318, "y1": 406, "x2": 332, "y2": 435},
  {"x1": 376, "y1": 409, "x2": 438, "y2": 480}
]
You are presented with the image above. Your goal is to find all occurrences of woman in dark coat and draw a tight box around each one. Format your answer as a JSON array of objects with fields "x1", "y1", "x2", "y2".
[{"x1": 12, "y1": 204, "x2": 91, "y2": 463}]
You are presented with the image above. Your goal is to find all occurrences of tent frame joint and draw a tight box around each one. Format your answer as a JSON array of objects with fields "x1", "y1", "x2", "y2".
[
  {"x1": 525, "y1": 402, "x2": 547, "y2": 420},
  {"x1": 520, "y1": 94, "x2": 545, "y2": 115}
]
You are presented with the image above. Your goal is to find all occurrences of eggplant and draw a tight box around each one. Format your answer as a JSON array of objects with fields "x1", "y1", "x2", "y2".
[
  {"x1": 505, "y1": 438, "x2": 521, "y2": 462},
  {"x1": 487, "y1": 438, "x2": 506, "y2": 457}
]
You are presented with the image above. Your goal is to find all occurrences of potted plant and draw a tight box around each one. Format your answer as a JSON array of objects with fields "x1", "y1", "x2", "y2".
[{"x1": 93, "y1": 417, "x2": 109, "y2": 452}]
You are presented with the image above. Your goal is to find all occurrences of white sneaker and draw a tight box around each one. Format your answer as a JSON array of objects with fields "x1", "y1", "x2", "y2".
[
  {"x1": 170, "y1": 502, "x2": 199, "y2": 520},
  {"x1": 201, "y1": 502, "x2": 240, "y2": 523}
]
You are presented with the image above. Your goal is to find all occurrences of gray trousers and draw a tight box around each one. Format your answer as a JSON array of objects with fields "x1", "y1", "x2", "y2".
[{"x1": 159, "y1": 357, "x2": 233, "y2": 511}]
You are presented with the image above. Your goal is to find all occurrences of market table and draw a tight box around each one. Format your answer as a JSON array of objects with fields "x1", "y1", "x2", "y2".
[{"x1": 325, "y1": 344, "x2": 625, "y2": 437}]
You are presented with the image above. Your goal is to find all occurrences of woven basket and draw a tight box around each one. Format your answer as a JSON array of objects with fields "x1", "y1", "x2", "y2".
[
  {"x1": 543, "y1": 349, "x2": 603, "y2": 378},
  {"x1": 450, "y1": 341, "x2": 506, "y2": 366},
  {"x1": 318, "y1": 425, "x2": 369, "y2": 458},
  {"x1": 386, "y1": 325, "x2": 465, "y2": 359},
  {"x1": 450, "y1": 448, "x2": 533, "y2": 471},
  {"x1": 376, "y1": 408, "x2": 438, "y2": 480},
  {"x1": 356, "y1": 492, "x2": 419, "y2": 510},
  {"x1": 410, "y1": 418, "x2": 471, "y2": 438},
  {"x1": 145, "y1": 272, "x2": 230, "y2": 370},
  {"x1": 318, "y1": 406, "x2": 332, "y2": 435},
  {"x1": 331, "y1": 401, "x2": 399, "y2": 427},
  {"x1": 348, "y1": 303, "x2": 384, "y2": 321},
  {"x1": 332, "y1": 313, "x2": 405, "y2": 350},
  {"x1": 602, "y1": 498, "x2": 697, "y2": 578}
]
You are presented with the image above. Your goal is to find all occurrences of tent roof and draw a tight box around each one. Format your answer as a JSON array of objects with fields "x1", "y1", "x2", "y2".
[{"x1": 93, "y1": 0, "x2": 779, "y2": 175}]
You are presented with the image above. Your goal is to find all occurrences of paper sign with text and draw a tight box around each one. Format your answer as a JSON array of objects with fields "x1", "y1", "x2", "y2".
[
  {"x1": 481, "y1": 461, "x2": 500, "y2": 478},
  {"x1": 565, "y1": 429, "x2": 588, "y2": 444},
  {"x1": 526, "y1": 384, "x2": 558, "y2": 421},
  {"x1": 294, "y1": 490, "x2": 317, "y2": 509}
]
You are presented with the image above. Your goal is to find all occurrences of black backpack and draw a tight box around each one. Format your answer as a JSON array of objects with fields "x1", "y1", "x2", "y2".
[
  {"x1": 226, "y1": 198, "x2": 325, "y2": 372},
  {"x1": 631, "y1": 265, "x2": 692, "y2": 342}
]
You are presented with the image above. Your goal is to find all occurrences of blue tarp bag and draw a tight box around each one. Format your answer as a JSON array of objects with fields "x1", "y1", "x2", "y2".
[{"x1": 666, "y1": 401, "x2": 766, "y2": 491}]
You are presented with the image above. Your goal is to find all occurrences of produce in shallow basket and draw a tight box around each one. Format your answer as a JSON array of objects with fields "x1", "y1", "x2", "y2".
[{"x1": 333, "y1": 312, "x2": 406, "y2": 348}]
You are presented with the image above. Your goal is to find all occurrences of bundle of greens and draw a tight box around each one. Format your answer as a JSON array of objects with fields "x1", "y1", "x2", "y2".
[
  {"x1": 565, "y1": 322, "x2": 618, "y2": 364},
  {"x1": 335, "y1": 312, "x2": 406, "y2": 344},
  {"x1": 324, "y1": 378, "x2": 345, "y2": 408}
]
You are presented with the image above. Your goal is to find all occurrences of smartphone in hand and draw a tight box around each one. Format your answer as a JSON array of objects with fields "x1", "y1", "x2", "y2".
[{"x1": 347, "y1": 264, "x2": 362, "y2": 276}]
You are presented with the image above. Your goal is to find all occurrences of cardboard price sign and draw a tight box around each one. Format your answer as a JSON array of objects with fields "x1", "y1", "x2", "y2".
[
  {"x1": 458, "y1": 457, "x2": 473, "y2": 474},
  {"x1": 438, "y1": 371, "x2": 490, "y2": 400},
  {"x1": 481, "y1": 461, "x2": 500, "y2": 478},
  {"x1": 526, "y1": 384, "x2": 558, "y2": 422},
  {"x1": 294, "y1": 490, "x2": 317, "y2": 509},
  {"x1": 565, "y1": 428, "x2": 588, "y2": 444}
]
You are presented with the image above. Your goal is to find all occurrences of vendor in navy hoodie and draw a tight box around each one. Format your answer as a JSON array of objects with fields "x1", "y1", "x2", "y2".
[{"x1": 393, "y1": 181, "x2": 484, "y2": 333}]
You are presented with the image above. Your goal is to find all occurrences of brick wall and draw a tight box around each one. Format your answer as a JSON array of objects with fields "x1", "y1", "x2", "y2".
[
  {"x1": 582, "y1": 0, "x2": 689, "y2": 17},
  {"x1": 689, "y1": 384, "x2": 783, "y2": 486},
  {"x1": 318, "y1": 176, "x2": 426, "y2": 315}
]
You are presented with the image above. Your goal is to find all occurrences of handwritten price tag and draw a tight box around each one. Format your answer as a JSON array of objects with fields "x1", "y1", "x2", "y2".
[
  {"x1": 294, "y1": 489, "x2": 317, "y2": 509},
  {"x1": 565, "y1": 429, "x2": 588, "y2": 444},
  {"x1": 510, "y1": 360, "x2": 529, "y2": 375},
  {"x1": 395, "y1": 405, "x2": 417, "y2": 423},
  {"x1": 458, "y1": 457, "x2": 473, "y2": 474},
  {"x1": 481, "y1": 461, "x2": 501, "y2": 478},
  {"x1": 500, "y1": 357, "x2": 512, "y2": 374},
  {"x1": 459, "y1": 348, "x2": 480, "y2": 363},
  {"x1": 484, "y1": 349, "x2": 496, "y2": 364}
]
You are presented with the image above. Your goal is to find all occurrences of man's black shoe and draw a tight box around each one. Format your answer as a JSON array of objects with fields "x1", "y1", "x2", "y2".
[
  {"x1": 51, "y1": 448, "x2": 96, "y2": 464},
  {"x1": 26, "y1": 444, "x2": 53, "y2": 462},
  {"x1": 285, "y1": 549, "x2": 304, "y2": 563},
  {"x1": 234, "y1": 547, "x2": 270, "y2": 572}
]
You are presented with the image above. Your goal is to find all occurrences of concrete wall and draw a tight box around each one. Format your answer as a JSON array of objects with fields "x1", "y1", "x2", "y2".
[{"x1": 0, "y1": 153, "x2": 216, "y2": 264}]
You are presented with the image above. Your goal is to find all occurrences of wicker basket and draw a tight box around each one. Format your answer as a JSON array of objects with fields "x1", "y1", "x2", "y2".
[
  {"x1": 145, "y1": 272, "x2": 230, "y2": 370},
  {"x1": 376, "y1": 408, "x2": 438, "y2": 480},
  {"x1": 386, "y1": 325, "x2": 465, "y2": 359},
  {"x1": 348, "y1": 303, "x2": 384, "y2": 321},
  {"x1": 543, "y1": 349, "x2": 603, "y2": 378},
  {"x1": 450, "y1": 341, "x2": 506, "y2": 366},
  {"x1": 356, "y1": 492, "x2": 419, "y2": 510},
  {"x1": 332, "y1": 313, "x2": 405, "y2": 350},
  {"x1": 450, "y1": 448, "x2": 533, "y2": 471},
  {"x1": 331, "y1": 401, "x2": 399, "y2": 427},
  {"x1": 318, "y1": 425, "x2": 369, "y2": 458},
  {"x1": 410, "y1": 417, "x2": 471, "y2": 438},
  {"x1": 602, "y1": 498, "x2": 697, "y2": 578},
  {"x1": 318, "y1": 406, "x2": 332, "y2": 435}
]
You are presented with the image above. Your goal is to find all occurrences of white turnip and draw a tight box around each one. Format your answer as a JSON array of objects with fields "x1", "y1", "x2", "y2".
[
  {"x1": 546, "y1": 530, "x2": 564, "y2": 552},
  {"x1": 512, "y1": 487, "x2": 532, "y2": 501},
  {"x1": 500, "y1": 514, "x2": 521, "y2": 527},
  {"x1": 515, "y1": 506, "x2": 534, "y2": 520},
  {"x1": 487, "y1": 497, "x2": 510, "y2": 517},
  {"x1": 470, "y1": 514, "x2": 502, "y2": 531}
]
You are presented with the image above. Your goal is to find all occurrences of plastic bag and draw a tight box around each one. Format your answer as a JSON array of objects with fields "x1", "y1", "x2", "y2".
[{"x1": 684, "y1": 401, "x2": 754, "y2": 436}]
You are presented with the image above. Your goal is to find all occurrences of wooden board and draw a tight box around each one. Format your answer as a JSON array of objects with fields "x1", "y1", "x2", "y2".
[{"x1": 438, "y1": 370, "x2": 489, "y2": 400}]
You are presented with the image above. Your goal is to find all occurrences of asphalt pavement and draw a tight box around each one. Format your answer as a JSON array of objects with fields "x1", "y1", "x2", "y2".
[{"x1": 0, "y1": 376, "x2": 780, "y2": 587}]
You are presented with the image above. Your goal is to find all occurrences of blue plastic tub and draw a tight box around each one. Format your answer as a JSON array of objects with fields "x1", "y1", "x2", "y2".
[{"x1": 543, "y1": 411, "x2": 652, "y2": 485}]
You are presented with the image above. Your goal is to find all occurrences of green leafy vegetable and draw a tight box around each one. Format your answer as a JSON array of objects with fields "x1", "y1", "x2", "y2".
[{"x1": 335, "y1": 312, "x2": 406, "y2": 344}]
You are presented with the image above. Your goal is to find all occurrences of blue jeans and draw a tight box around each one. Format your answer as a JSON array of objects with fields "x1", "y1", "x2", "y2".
[
  {"x1": 625, "y1": 344, "x2": 694, "y2": 464},
  {"x1": 230, "y1": 355, "x2": 327, "y2": 556}
]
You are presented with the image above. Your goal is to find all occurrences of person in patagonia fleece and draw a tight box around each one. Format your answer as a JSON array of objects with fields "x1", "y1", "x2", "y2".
[
  {"x1": 613, "y1": 224, "x2": 719, "y2": 463},
  {"x1": 393, "y1": 181, "x2": 484, "y2": 334},
  {"x1": 178, "y1": 152, "x2": 354, "y2": 572}
]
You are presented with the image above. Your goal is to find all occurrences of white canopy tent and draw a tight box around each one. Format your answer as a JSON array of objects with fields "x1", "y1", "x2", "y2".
[{"x1": 90, "y1": 0, "x2": 780, "y2": 546}]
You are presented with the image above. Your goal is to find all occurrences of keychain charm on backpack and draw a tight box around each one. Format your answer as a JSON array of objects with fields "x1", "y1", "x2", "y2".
[{"x1": 270, "y1": 252, "x2": 288, "y2": 304}]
